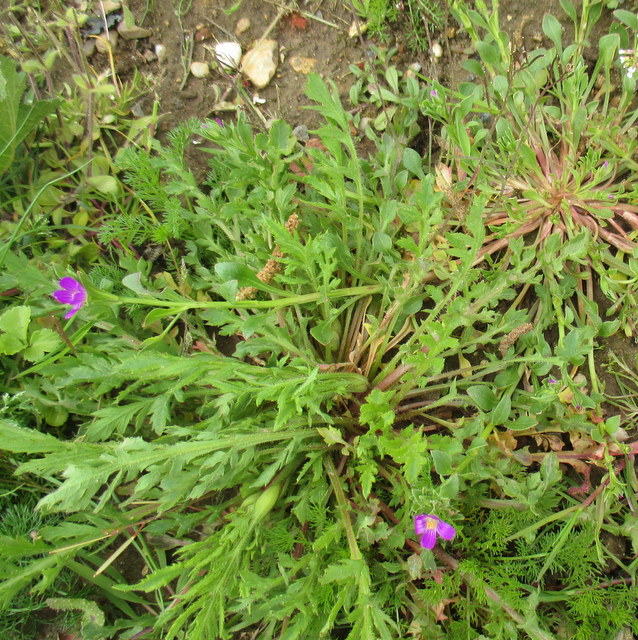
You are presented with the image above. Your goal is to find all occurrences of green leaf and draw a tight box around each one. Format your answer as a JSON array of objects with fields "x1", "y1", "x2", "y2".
[
  {"x1": 509, "y1": 415, "x2": 537, "y2": 431},
  {"x1": 310, "y1": 318, "x2": 339, "y2": 346},
  {"x1": 614, "y1": 9, "x2": 638, "y2": 31},
  {"x1": 22, "y1": 328, "x2": 61, "y2": 361},
  {"x1": 542, "y1": 14, "x2": 563, "y2": 50},
  {"x1": 372, "y1": 231, "x2": 392, "y2": 253},
  {"x1": 0, "y1": 56, "x2": 59, "y2": 173},
  {"x1": 466, "y1": 385, "x2": 497, "y2": 411},
  {"x1": 491, "y1": 394, "x2": 511, "y2": 426},
  {"x1": 86, "y1": 174, "x2": 120, "y2": 195},
  {"x1": 115, "y1": 562, "x2": 186, "y2": 592},
  {"x1": 385, "y1": 66, "x2": 399, "y2": 94},
  {"x1": 493, "y1": 74, "x2": 508, "y2": 98},
  {"x1": 223, "y1": 0, "x2": 242, "y2": 14},
  {"x1": 316, "y1": 426, "x2": 349, "y2": 449},
  {"x1": 267, "y1": 119, "x2": 295, "y2": 153},
  {"x1": 402, "y1": 147, "x2": 425, "y2": 180},
  {"x1": 321, "y1": 558, "x2": 365, "y2": 583},
  {"x1": 475, "y1": 41, "x2": 500, "y2": 68},
  {"x1": 439, "y1": 473, "x2": 459, "y2": 499},
  {"x1": 598, "y1": 33, "x2": 619, "y2": 69},
  {"x1": 560, "y1": 0, "x2": 577, "y2": 23},
  {"x1": 122, "y1": 272, "x2": 156, "y2": 296},
  {"x1": 0, "y1": 305, "x2": 30, "y2": 354},
  {"x1": 305, "y1": 73, "x2": 349, "y2": 131},
  {"x1": 431, "y1": 449, "x2": 452, "y2": 476},
  {"x1": 0, "y1": 332, "x2": 24, "y2": 355},
  {"x1": 214, "y1": 262, "x2": 284, "y2": 295},
  {"x1": 561, "y1": 231, "x2": 589, "y2": 259},
  {"x1": 555, "y1": 327, "x2": 595, "y2": 366},
  {"x1": 460, "y1": 59, "x2": 484, "y2": 78},
  {"x1": 0, "y1": 305, "x2": 30, "y2": 341},
  {"x1": 599, "y1": 320, "x2": 619, "y2": 338}
]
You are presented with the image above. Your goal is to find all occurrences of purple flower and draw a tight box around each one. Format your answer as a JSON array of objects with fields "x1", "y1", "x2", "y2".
[
  {"x1": 52, "y1": 277, "x2": 87, "y2": 319},
  {"x1": 430, "y1": 89, "x2": 438, "y2": 98},
  {"x1": 415, "y1": 514, "x2": 456, "y2": 549}
]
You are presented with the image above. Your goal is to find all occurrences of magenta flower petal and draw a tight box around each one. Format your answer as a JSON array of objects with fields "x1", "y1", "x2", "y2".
[
  {"x1": 52, "y1": 277, "x2": 87, "y2": 318},
  {"x1": 414, "y1": 514, "x2": 429, "y2": 535},
  {"x1": 415, "y1": 513, "x2": 456, "y2": 549},
  {"x1": 420, "y1": 528, "x2": 437, "y2": 549},
  {"x1": 52, "y1": 289, "x2": 76, "y2": 304},
  {"x1": 436, "y1": 519, "x2": 456, "y2": 541}
]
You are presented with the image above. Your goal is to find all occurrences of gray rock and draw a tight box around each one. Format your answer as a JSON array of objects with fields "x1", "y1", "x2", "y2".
[{"x1": 292, "y1": 125, "x2": 309, "y2": 142}]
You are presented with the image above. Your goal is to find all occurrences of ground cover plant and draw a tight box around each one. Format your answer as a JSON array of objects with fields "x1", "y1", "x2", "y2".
[{"x1": 1, "y1": 1, "x2": 638, "y2": 639}]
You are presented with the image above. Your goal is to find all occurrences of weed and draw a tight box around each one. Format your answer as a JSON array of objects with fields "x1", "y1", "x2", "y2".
[{"x1": 1, "y1": 2, "x2": 638, "y2": 639}]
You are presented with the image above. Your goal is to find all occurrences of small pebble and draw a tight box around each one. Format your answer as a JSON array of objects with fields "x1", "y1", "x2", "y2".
[
  {"x1": 195, "y1": 27, "x2": 212, "y2": 42},
  {"x1": 405, "y1": 62, "x2": 421, "y2": 79},
  {"x1": 432, "y1": 42, "x2": 443, "y2": 58},
  {"x1": 155, "y1": 43, "x2": 166, "y2": 64},
  {"x1": 190, "y1": 61, "x2": 210, "y2": 78},
  {"x1": 215, "y1": 41, "x2": 242, "y2": 70},
  {"x1": 235, "y1": 17, "x2": 251, "y2": 35},
  {"x1": 289, "y1": 56, "x2": 316, "y2": 74},
  {"x1": 292, "y1": 124, "x2": 309, "y2": 142},
  {"x1": 117, "y1": 22, "x2": 152, "y2": 40},
  {"x1": 83, "y1": 38, "x2": 96, "y2": 57}
]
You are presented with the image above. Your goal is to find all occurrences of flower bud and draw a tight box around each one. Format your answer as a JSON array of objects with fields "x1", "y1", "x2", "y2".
[{"x1": 251, "y1": 481, "x2": 283, "y2": 522}]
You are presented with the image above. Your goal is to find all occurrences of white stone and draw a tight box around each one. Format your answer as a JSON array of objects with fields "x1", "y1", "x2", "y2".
[
  {"x1": 240, "y1": 39, "x2": 278, "y2": 89},
  {"x1": 215, "y1": 41, "x2": 242, "y2": 70},
  {"x1": 155, "y1": 44, "x2": 166, "y2": 64},
  {"x1": 432, "y1": 42, "x2": 443, "y2": 58},
  {"x1": 190, "y1": 61, "x2": 210, "y2": 78}
]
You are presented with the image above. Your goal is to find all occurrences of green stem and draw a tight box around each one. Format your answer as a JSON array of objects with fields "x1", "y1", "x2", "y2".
[
  {"x1": 325, "y1": 456, "x2": 360, "y2": 560},
  {"x1": 99, "y1": 284, "x2": 383, "y2": 311}
]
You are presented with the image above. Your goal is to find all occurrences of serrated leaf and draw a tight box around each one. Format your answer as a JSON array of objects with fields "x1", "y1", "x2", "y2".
[
  {"x1": 115, "y1": 562, "x2": 186, "y2": 592},
  {"x1": 320, "y1": 558, "x2": 365, "y2": 584},
  {"x1": 316, "y1": 426, "x2": 348, "y2": 449},
  {"x1": 0, "y1": 56, "x2": 59, "y2": 173}
]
